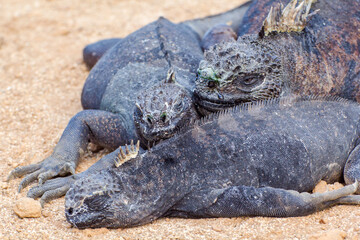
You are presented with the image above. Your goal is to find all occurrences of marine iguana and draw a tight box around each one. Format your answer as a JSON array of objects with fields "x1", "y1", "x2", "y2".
[
  {"x1": 7, "y1": 2, "x2": 252, "y2": 204},
  {"x1": 64, "y1": 96, "x2": 360, "y2": 228},
  {"x1": 194, "y1": 0, "x2": 360, "y2": 114},
  {"x1": 85, "y1": 25, "x2": 239, "y2": 148},
  {"x1": 105, "y1": 0, "x2": 360, "y2": 146}
]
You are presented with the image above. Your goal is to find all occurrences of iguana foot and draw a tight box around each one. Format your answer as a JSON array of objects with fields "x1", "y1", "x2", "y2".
[
  {"x1": 306, "y1": 181, "x2": 358, "y2": 205},
  {"x1": 7, "y1": 155, "x2": 76, "y2": 193},
  {"x1": 27, "y1": 175, "x2": 76, "y2": 207},
  {"x1": 344, "y1": 144, "x2": 360, "y2": 194},
  {"x1": 200, "y1": 182, "x2": 359, "y2": 218}
]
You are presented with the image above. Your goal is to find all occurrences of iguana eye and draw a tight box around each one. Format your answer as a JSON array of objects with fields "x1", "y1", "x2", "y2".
[
  {"x1": 160, "y1": 112, "x2": 167, "y2": 123},
  {"x1": 207, "y1": 80, "x2": 217, "y2": 88},
  {"x1": 234, "y1": 73, "x2": 264, "y2": 88},
  {"x1": 146, "y1": 115, "x2": 153, "y2": 124},
  {"x1": 84, "y1": 193, "x2": 109, "y2": 211}
]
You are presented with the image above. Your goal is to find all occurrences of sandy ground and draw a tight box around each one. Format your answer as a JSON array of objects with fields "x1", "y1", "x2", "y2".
[{"x1": 0, "y1": 0, "x2": 359, "y2": 239}]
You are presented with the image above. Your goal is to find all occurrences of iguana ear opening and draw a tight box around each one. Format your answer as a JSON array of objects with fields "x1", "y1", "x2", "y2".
[
  {"x1": 259, "y1": 0, "x2": 319, "y2": 38},
  {"x1": 165, "y1": 68, "x2": 176, "y2": 83}
]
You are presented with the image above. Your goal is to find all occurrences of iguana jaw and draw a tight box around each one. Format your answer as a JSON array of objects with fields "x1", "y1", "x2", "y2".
[{"x1": 193, "y1": 89, "x2": 247, "y2": 114}]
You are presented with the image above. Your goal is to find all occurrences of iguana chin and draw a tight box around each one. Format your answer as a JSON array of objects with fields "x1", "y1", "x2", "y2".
[
  {"x1": 194, "y1": 0, "x2": 360, "y2": 115},
  {"x1": 64, "y1": 96, "x2": 360, "y2": 229}
]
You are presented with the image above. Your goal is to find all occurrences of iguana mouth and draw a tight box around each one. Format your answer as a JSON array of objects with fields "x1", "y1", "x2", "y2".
[
  {"x1": 193, "y1": 90, "x2": 245, "y2": 113},
  {"x1": 196, "y1": 97, "x2": 237, "y2": 112}
]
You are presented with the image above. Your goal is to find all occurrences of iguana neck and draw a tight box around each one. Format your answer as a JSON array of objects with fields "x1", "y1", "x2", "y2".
[{"x1": 258, "y1": 32, "x2": 322, "y2": 97}]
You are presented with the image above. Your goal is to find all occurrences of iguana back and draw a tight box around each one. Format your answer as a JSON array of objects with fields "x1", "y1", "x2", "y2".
[
  {"x1": 65, "y1": 96, "x2": 360, "y2": 228},
  {"x1": 195, "y1": 0, "x2": 360, "y2": 114}
]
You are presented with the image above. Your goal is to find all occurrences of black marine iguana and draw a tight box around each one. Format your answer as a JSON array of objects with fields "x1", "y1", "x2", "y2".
[
  {"x1": 125, "y1": 0, "x2": 360, "y2": 146},
  {"x1": 7, "y1": 2, "x2": 251, "y2": 204},
  {"x1": 194, "y1": 0, "x2": 360, "y2": 114},
  {"x1": 64, "y1": 96, "x2": 360, "y2": 228}
]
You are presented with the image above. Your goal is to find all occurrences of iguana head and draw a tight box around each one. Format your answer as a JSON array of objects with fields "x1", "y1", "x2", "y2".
[
  {"x1": 194, "y1": 0, "x2": 318, "y2": 115},
  {"x1": 194, "y1": 36, "x2": 283, "y2": 114},
  {"x1": 65, "y1": 169, "x2": 118, "y2": 228},
  {"x1": 65, "y1": 168, "x2": 158, "y2": 229},
  {"x1": 65, "y1": 144, "x2": 149, "y2": 228},
  {"x1": 134, "y1": 69, "x2": 196, "y2": 147}
]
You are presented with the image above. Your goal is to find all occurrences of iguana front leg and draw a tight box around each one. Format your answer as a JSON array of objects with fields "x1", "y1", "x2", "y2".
[
  {"x1": 7, "y1": 110, "x2": 131, "y2": 193},
  {"x1": 344, "y1": 144, "x2": 360, "y2": 194},
  {"x1": 193, "y1": 183, "x2": 360, "y2": 218}
]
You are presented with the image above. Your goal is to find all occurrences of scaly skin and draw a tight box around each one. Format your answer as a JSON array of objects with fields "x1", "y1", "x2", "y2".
[
  {"x1": 7, "y1": 3, "x2": 252, "y2": 204},
  {"x1": 194, "y1": 0, "x2": 360, "y2": 114},
  {"x1": 132, "y1": 25, "x2": 238, "y2": 146},
  {"x1": 132, "y1": 25, "x2": 239, "y2": 148},
  {"x1": 133, "y1": 73, "x2": 198, "y2": 148},
  {"x1": 65, "y1": 96, "x2": 360, "y2": 228}
]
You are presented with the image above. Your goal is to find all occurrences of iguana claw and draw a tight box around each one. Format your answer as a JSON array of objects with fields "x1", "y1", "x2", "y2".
[
  {"x1": 7, "y1": 163, "x2": 41, "y2": 182},
  {"x1": 27, "y1": 175, "x2": 76, "y2": 207},
  {"x1": 8, "y1": 155, "x2": 77, "y2": 192},
  {"x1": 114, "y1": 140, "x2": 140, "y2": 167}
]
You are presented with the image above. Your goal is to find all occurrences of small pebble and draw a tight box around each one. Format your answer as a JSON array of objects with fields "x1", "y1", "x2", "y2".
[
  {"x1": 319, "y1": 218, "x2": 327, "y2": 224},
  {"x1": 313, "y1": 181, "x2": 328, "y2": 193},
  {"x1": 212, "y1": 225, "x2": 223, "y2": 232},
  {"x1": 313, "y1": 181, "x2": 344, "y2": 193},
  {"x1": 1, "y1": 181, "x2": 8, "y2": 189},
  {"x1": 13, "y1": 197, "x2": 41, "y2": 218},
  {"x1": 42, "y1": 210, "x2": 51, "y2": 218}
]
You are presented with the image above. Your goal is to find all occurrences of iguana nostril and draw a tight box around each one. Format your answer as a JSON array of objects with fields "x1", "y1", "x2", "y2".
[{"x1": 67, "y1": 207, "x2": 74, "y2": 215}]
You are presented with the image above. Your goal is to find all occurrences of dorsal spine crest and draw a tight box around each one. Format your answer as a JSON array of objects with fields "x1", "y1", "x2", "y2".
[
  {"x1": 114, "y1": 140, "x2": 140, "y2": 167},
  {"x1": 261, "y1": 0, "x2": 319, "y2": 37}
]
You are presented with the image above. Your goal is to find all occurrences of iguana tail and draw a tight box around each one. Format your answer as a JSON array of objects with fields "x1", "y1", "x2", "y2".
[{"x1": 181, "y1": 0, "x2": 252, "y2": 38}]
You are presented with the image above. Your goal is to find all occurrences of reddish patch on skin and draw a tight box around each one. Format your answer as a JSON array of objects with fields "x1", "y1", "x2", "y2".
[
  {"x1": 239, "y1": 0, "x2": 360, "y2": 102},
  {"x1": 267, "y1": 1, "x2": 359, "y2": 101}
]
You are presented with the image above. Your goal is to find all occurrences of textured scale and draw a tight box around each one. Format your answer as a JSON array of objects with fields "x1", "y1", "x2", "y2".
[
  {"x1": 65, "y1": 96, "x2": 360, "y2": 228},
  {"x1": 195, "y1": 0, "x2": 360, "y2": 114},
  {"x1": 7, "y1": 2, "x2": 253, "y2": 206}
]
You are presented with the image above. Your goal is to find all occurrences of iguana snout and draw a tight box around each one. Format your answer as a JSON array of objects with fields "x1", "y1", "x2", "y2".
[
  {"x1": 65, "y1": 170, "x2": 116, "y2": 228},
  {"x1": 65, "y1": 167, "x2": 148, "y2": 229}
]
